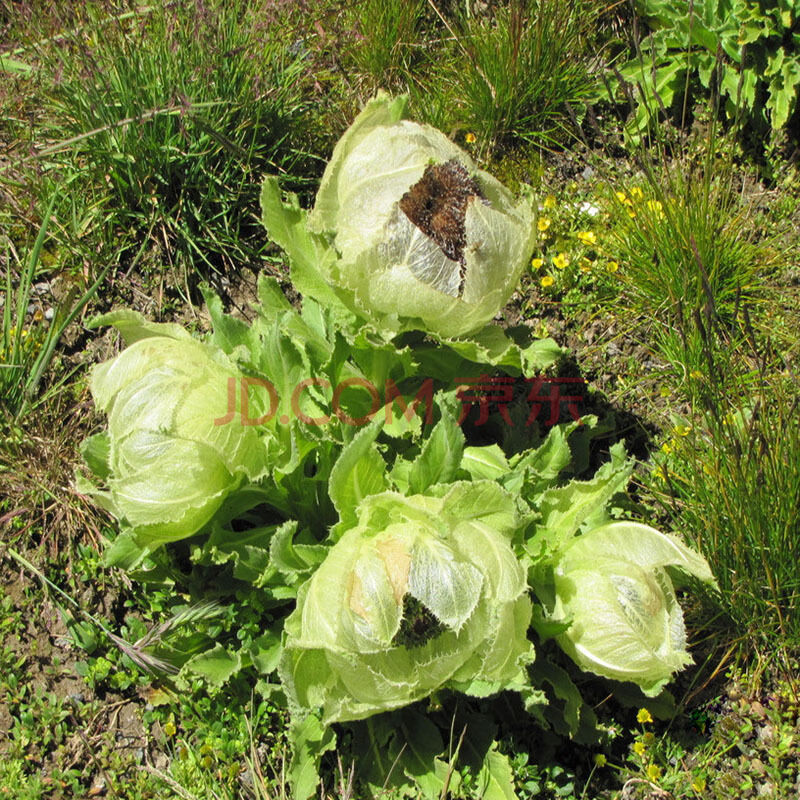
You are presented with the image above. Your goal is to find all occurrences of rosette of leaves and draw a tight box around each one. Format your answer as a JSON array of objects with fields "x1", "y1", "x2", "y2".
[
  {"x1": 280, "y1": 482, "x2": 534, "y2": 725},
  {"x1": 615, "y1": 0, "x2": 800, "y2": 141}
]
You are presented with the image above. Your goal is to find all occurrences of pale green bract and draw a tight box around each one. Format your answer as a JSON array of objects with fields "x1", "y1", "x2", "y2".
[
  {"x1": 549, "y1": 521, "x2": 716, "y2": 696},
  {"x1": 305, "y1": 94, "x2": 536, "y2": 338},
  {"x1": 81, "y1": 311, "x2": 275, "y2": 547},
  {"x1": 280, "y1": 483, "x2": 534, "y2": 724}
]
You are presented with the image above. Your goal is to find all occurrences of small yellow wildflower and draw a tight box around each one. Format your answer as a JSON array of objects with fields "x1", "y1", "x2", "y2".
[
  {"x1": 633, "y1": 741, "x2": 647, "y2": 756},
  {"x1": 531, "y1": 257, "x2": 544, "y2": 270},
  {"x1": 540, "y1": 275, "x2": 554, "y2": 288},
  {"x1": 646, "y1": 199, "x2": 664, "y2": 217},
  {"x1": 537, "y1": 217, "x2": 552, "y2": 232},
  {"x1": 465, "y1": 132, "x2": 476, "y2": 144},
  {"x1": 615, "y1": 190, "x2": 630, "y2": 204},
  {"x1": 637, "y1": 708, "x2": 654, "y2": 724},
  {"x1": 593, "y1": 754, "x2": 607, "y2": 768},
  {"x1": 579, "y1": 258, "x2": 593, "y2": 273},
  {"x1": 673, "y1": 424, "x2": 692, "y2": 437},
  {"x1": 646, "y1": 764, "x2": 662, "y2": 782},
  {"x1": 21, "y1": 329, "x2": 29, "y2": 338},
  {"x1": 628, "y1": 209, "x2": 637, "y2": 219},
  {"x1": 577, "y1": 230, "x2": 597, "y2": 246},
  {"x1": 552, "y1": 252, "x2": 570, "y2": 270},
  {"x1": 543, "y1": 194, "x2": 557, "y2": 209},
  {"x1": 689, "y1": 369, "x2": 703, "y2": 380},
  {"x1": 164, "y1": 716, "x2": 177, "y2": 737},
  {"x1": 606, "y1": 260, "x2": 619, "y2": 273},
  {"x1": 630, "y1": 186, "x2": 644, "y2": 201},
  {"x1": 691, "y1": 777, "x2": 707, "y2": 793}
]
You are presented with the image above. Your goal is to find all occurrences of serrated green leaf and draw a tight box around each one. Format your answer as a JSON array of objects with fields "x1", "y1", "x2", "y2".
[
  {"x1": 528, "y1": 442, "x2": 632, "y2": 553},
  {"x1": 328, "y1": 418, "x2": 387, "y2": 530},
  {"x1": 529, "y1": 657, "x2": 584, "y2": 737},
  {"x1": 408, "y1": 411, "x2": 464, "y2": 493},
  {"x1": 260, "y1": 176, "x2": 344, "y2": 310}
]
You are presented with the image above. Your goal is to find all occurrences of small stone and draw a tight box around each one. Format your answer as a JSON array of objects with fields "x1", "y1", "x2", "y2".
[
  {"x1": 756, "y1": 722, "x2": 775, "y2": 744},
  {"x1": 750, "y1": 758, "x2": 766, "y2": 775},
  {"x1": 757, "y1": 781, "x2": 775, "y2": 797},
  {"x1": 34, "y1": 281, "x2": 51, "y2": 295},
  {"x1": 45, "y1": 307, "x2": 55, "y2": 320}
]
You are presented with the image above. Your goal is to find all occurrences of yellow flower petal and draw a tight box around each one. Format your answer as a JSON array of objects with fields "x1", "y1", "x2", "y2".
[
  {"x1": 553, "y1": 252, "x2": 570, "y2": 270},
  {"x1": 577, "y1": 230, "x2": 597, "y2": 246},
  {"x1": 637, "y1": 708, "x2": 654, "y2": 724},
  {"x1": 606, "y1": 260, "x2": 619, "y2": 273},
  {"x1": 531, "y1": 257, "x2": 544, "y2": 270},
  {"x1": 646, "y1": 764, "x2": 662, "y2": 782},
  {"x1": 465, "y1": 132, "x2": 476, "y2": 144},
  {"x1": 630, "y1": 186, "x2": 644, "y2": 201},
  {"x1": 537, "y1": 217, "x2": 552, "y2": 232},
  {"x1": 540, "y1": 275, "x2": 554, "y2": 288},
  {"x1": 543, "y1": 194, "x2": 557, "y2": 209}
]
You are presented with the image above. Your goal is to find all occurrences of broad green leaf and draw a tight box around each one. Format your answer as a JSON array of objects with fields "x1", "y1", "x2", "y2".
[
  {"x1": 249, "y1": 629, "x2": 282, "y2": 674},
  {"x1": 80, "y1": 433, "x2": 111, "y2": 481},
  {"x1": 288, "y1": 714, "x2": 336, "y2": 800},
  {"x1": 529, "y1": 657, "x2": 584, "y2": 737},
  {"x1": 476, "y1": 746, "x2": 517, "y2": 800},
  {"x1": 408, "y1": 411, "x2": 464, "y2": 493},
  {"x1": 184, "y1": 643, "x2": 241, "y2": 686},
  {"x1": 461, "y1": 443, "x2": 509, "y2": 481},
  {"x1": 328, "y1": 418, "x2": 387, "y2": 530},
  {"x1": 260, "y1": 176, "x2": 343, "y2": 310}
]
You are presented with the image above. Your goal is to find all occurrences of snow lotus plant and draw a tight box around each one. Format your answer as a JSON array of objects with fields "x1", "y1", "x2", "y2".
[
  {"x1": 261, "y1": 93, "x2": 537, "y2": 340},
  {"x1": 78, "y1": 311, "x2": 276, "y2": 551},
  {"x1": 280, "y1": 483, "x2": 534, "y2": 724},
  {"x1": 543, "y1": 521, "x2": 717, "y2": 697}
]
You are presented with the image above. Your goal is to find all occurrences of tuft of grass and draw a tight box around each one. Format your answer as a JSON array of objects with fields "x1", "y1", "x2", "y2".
[
  {"x1": 342, "y1": 0, "x2": 428, "y2": 93},
  {"x1": 14, "y1": 0, "x2": 314, "y2": 291},
  {"x1": 650, "y1": 334, "x2": 800, "y2": 666},
  {"x1": 427, "y1": 0, "x2": 597, "y2": 154},
  {"x1": 0, "y1": 196, "x2": 114, "y2": 431},
  {"x1": 603, "y1": 147, "x2": 771, "y2": 383}
]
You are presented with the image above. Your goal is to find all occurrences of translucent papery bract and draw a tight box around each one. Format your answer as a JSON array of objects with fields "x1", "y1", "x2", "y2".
[
  {"x1": 280, "y1": 485, "x2": 533, "y2": 723},
  {"x1": 306, "y1": 94, "x2": 536, "y2": 338},
  {"x1": 88, "y1": 316, "x2": 275, "y2": 544},
  {"x1": 551, "y1": 521, "x2": 715, "y2": 695}
]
